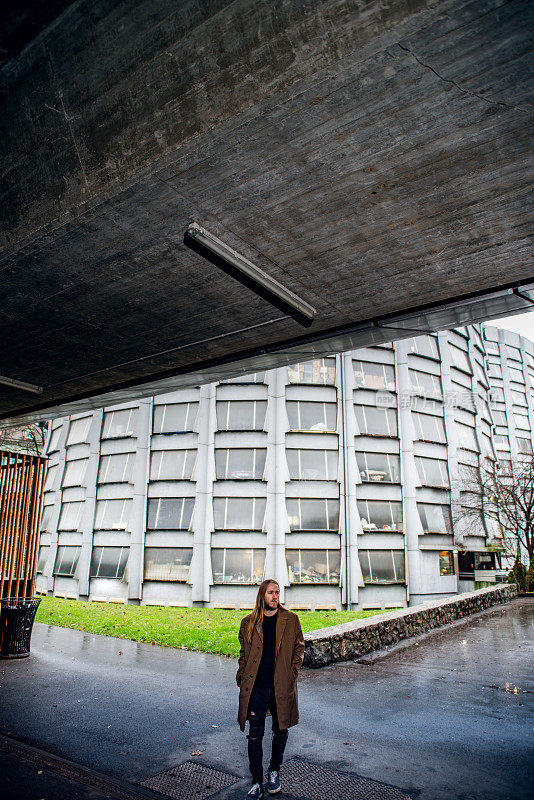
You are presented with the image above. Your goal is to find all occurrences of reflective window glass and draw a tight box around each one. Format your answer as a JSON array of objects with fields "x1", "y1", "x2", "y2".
[
  {"x1": 355, "y1": 405, "x2": 397, "y2": 436},
  {"x1": 288, "y1": 358, "x2": 336, "y2": 385},
  {"x1": 94, "y1": 498, "x2": 132, "y2": 530},
  {"x1": 153, "y1": 403, "x2": 198, "y2": 434},
  {"x1": 98, "y1": 453, "x2": 135, "y2": 483},
  {"x1": 90, "y1": 546, "x2": 129, "y2": 578},
  {"x1": 412, "y1": 412, "x2": 446, "y2": 443},
  {"x1": 222, "y1": 372, "x2": 265, "y2": 384},
  {"x1": 486, "y1": 362, "x2": 502, "y2": 379},
  {"x1": 356, "y1": 452, "x2": 400, "y2": 483},
  {"x1": 215, "y1": 449, "x2": 266, "y2": 480},
  {"x1": 62, "y1": 459, "x2": 88, "y2": 487},
  {"x1": 286, "y1": 498, "x2": 339, "y2": 531},
  {"x1": 286, "y1": 449, "x2": 338, "y2": 480},
  {"x1": 43, "y1": 464, "x2": 58, "y2": 492},
  {"x1": 216, "y1": 401, "x2": 267, "y2": 431},
  {"x1": 286, "y1": 549, "x2": 341, "y2": 584},
  {"x1": 211, "y1": 548, "x2": 265, "y2": 584},
  {"x1": 286, "y1": 401, "x2": 337, "y2": 432},
  {"x1": 439, "y1": 551, "x2": 454, "y2": 575},
  {"x1": 66, "y1": 417, "x2": 91, "y2": 445},
  {"x1": 150, "y1": 450, "x2": 196, "y2": 480},
  {"x1": 37, "y1": 545, "x2": 50, "y2": 572},
  {"x1": 517, "y1": 437, "x2": 533, "y2": 455},
  {"x1": 450, "y1": 345, "x2": 472, "y2": 374},
  {"x1": 58, "y1": 501, "x2": 84, "y2": 531},
  {"x1": 144, "y1": 547, "x2": 193, "y2": 581},
  {"x1": 147, "y1": 498, "x2": 194, "y2": 529},
  {"x1": 409, "y1": 369, "x2": 442, "y2": 397},
  {"x1": 40, "y1": 504, "x2": 54, "y2": 532},
  {"x1": 418, "y1": 503, "x2": 453, "y2": 533},
  {"x1": 513, "y1": 413, "x2": 530, "y2": 431},
  {"x1": 415, "y1": 456, "x2": 449, "y2": 487},
  {"x1": 48, "y1": 427, "x2": 62, "y2": 452},
  {"x1": 213, "y1": 497, "x2": 266, "y2": 530},
  {"x1": 53, "y1": 545, "x2": 81, "y2": 576},
  {"x1": 354, "y1": 361, "x2": 395, "y2": 391},
  {"x1": 358, "y1": 550, "x2": 405, "y2": 583},
  {"x1": 407, "y1": 336, "x2": 439, "y2": 359},
  {"x1": 357, "y1": 500, "x2": 403, "y2": 531},
  {"x1": 456, "y1": 422, "x2": 479, "y2": 452},
  {"x1": 102, "y1": 408, "x2": 138, "y2": 438}
]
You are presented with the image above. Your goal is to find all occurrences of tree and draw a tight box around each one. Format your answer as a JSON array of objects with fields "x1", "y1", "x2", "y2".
[
  {"x1": 455, "y1": 455, "x2": 534, "y2": 566},
  {"x1": 0, "y1": 423, "x2": 46, "y2": 456}
]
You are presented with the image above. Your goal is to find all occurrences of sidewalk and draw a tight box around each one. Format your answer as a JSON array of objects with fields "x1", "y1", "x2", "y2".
[{"x1": 1, "y1": 598, "x2": 532, "y2": 800}]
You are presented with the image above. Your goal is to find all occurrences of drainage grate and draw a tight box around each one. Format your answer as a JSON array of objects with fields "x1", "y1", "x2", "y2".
[
  {"x1": 280, "y1": 758, "x2": 415, "y2": 800},
  {"x1": 140, "y1": 761, "x2": 239, "y2": 800}
]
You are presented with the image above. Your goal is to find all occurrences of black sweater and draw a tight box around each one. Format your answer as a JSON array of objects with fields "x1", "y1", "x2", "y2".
[{"x1": 254, "y1": 611, "x2": 278, "y2": 687}]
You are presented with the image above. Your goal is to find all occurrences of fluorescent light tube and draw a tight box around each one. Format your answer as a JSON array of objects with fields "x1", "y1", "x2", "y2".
[{"x1": 184, "y1": 223, "x2": 316, "y2": 327}]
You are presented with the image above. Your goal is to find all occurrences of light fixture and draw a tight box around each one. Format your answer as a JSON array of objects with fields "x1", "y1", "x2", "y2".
[
  {"x1": 184, "y1": 223, "x2": 316, "y2": 327},
  {"x1": 0, "y1": 374, "x2": 43, "y2": 394}
]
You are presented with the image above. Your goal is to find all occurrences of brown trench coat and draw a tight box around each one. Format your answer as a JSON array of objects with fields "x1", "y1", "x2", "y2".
[{"x1": 236, "y1": 606, "x2": 305, "y2": 732}]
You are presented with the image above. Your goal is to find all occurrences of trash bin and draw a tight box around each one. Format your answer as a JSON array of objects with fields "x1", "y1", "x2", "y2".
[{"x1": 0, "y1": 597, "x2": 42, "y2": 659}]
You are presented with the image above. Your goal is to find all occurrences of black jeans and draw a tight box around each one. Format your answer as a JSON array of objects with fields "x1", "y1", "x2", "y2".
[{"x1": 246, "y1": 683, "x2": 289, "y2": 784}]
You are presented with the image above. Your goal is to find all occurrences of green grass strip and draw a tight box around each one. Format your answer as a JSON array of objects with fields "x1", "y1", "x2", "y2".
[{"x1": 35, "y1": 597, "x2": 391, "y2": 658}]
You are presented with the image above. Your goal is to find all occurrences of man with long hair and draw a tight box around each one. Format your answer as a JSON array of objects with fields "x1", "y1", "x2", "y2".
[{"x1": 236, "y1": 579, "x2": 305, "y2": 799}]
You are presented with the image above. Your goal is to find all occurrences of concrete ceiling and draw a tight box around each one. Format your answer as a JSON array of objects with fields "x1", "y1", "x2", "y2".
[{"x1": 1, "y1": 0, "x2": 533, "y2": 424}]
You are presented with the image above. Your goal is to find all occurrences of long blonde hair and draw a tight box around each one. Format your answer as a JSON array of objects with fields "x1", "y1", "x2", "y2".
[{"x1": 246, "y1": 579, "x2": 282, "y2": 643}]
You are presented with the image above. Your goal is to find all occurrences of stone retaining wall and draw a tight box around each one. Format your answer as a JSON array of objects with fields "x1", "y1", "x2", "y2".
[{"x1": 304, "y1": 584, "x2": 517, "y2": 668}]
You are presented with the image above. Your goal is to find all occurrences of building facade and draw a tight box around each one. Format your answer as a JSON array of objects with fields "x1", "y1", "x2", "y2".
[{"x1": 35, "y1": 324, "x2": 534, "y2": 610}]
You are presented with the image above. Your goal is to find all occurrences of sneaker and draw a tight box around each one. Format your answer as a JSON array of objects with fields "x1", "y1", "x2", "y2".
[
  {"x1": 246, "y1": 782, "x2": 264, "y2": 799},
  {"x1": 266, "y1": 770, "x2": 281, "y2": 794}
]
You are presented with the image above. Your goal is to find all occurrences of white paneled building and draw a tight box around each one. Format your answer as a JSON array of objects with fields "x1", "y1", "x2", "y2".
[{"x1": 35, "y1": 324, "x2": 534, "y2": 610}]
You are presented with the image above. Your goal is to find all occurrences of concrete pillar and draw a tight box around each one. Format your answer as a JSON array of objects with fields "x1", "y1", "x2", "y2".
[
  {"x1": 127, "y1": 400, "x2": 151, "y2": 603},
  {"x1": 266, "y1": 367, "x2": 290, "y2": 603},
  {"x1": 46, "y1": 419, "x2": 69, "y2": 594},
  {"x1": 78, "y1": 409, "x2": 103, "y2": 598},
  {"x1": 190, "y1": 384, "x2": 215, "y2": 604}
]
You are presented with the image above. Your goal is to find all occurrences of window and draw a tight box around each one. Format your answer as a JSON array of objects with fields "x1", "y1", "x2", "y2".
[
  {"x1": 212, "y1": 548, "x2": 265, "y2": 584},
  {"x1": 486, "y1": 362, "x2": 502, "y2": 379},
  {"x1": 53, "y1": 545, "x2": 81, "y2": 576},
  {"x1": 62, "y1": 459, "x2": 88, "y2": 487},
  {"x1": 216, "y1": 401, "x2": 267, "y2": 431},
  {"x1": 494, "y1": 433, "x2": 510, "y2": 450},
  {"x1": 492, "y1": 410, "x2": 508, "y2": 426},
  {"x1": 509, "y1": 367, "x2": 524, "y2": 385},
  {"x1": 412, "y1": 412, "x2": 446, "y2": 443},
  {"x1": 43, "y1": 465, "x2": 58, "y2": 492},
  {"x1": 66, "y1": 417, "x2": 91, "y2": 445},
  {"x1": 94, "y1": 499, "x2": 132, "y2": 530},
  {"x1": 286, "y1": 549, "x2": 341, "y2": 584},
  {"x1": 150, "y1": 450, "x2": 196, "y2": 481},
  {"x1": 357, "y1": 500, "x2": 403, "y2": 532},
  {"x1": 222, "y1": 372, "x2": 265, "y2": 384},
  {"x1": 513, "y1": 413, "x2": 531, "y2": 431},
  {"x1": 450, "y1": 345, "x2": 472, "y2": 374},
  {"x1": 286, "y1": 449, "x2": 338, "y2": 480},
  {"x1": 98, "y1": 453, "x2": 135, "y2": 483},
  {"x1": 415, "y1": 457, "x2": 449, "y2": 487},
  {"x1": 407, "y1": 336, "x2": 439, "y2": 359},
  {"x1": 48, "y1": 427, "x2": 62, "y2": 452},
  {"x1": 147, "y1": 498, "x2": 194, "y2": 529},
  {"x1": 144, "y1": 547, "x2": 193, "y2": 581},
  {"x1": 484, "y1": 338, "x2": 500, "y2": 355},
  {"x1": 102, "y1": 408, "x2": 137, "y2": 438},
  {"x1": 215, "y1": 449, "x2": 266, "y2": 480},
  {"x1": 286, "y1": 401, "x2": 337, "y2": 432},
  {"x1": 517, "y1": 437, "x2": 533, "y2": 455},
  {"x1": 288, "y1": 358, "x2": 336, "y2": 385},
  {"x1": 90, "y1": 546, "x2": 129, "y2": 579},
  {"x1": 153, "y1": 403, "x2": 198, "y2": 434},
  {"x1": 506, "y1": 345, "x2": 521, "y2": 362},
  {"x1": 474, "y1": 361, "x2": 489, "y2": 389},
  {"x1": 58, "y1": 501, "x2": 83, "y2": 531},
  {"x1": 409, "y1": 369, "x2": 442, "y2": 397},
  {"x1": 439, "y1": 551, "x2": 454, "y2": 576},
  {"x1": 213, "y1": 497, "x2": 266, "y2": 530},
  {"x1": 37, "y1": 545, "x2": 50, "y2": 572},
  {"x1": 353, "y1": 361, "x2": 395, "y2": 391},
  {"x1": 418, "y1": 503, "x2": 453, "y2": 534},
  {"x1": 40, "y1": 504, "x2": 54, "y2": 532},
  {"x1": 511, "y1": 391, "x2": 527, "y2": 407},
  {"x1": 286, "y1": 498, "x2": 339, "y2": 531},
  {"x1": 359, "y1": 550, "x2": 405, "y2": 583},
  {"x1": 490, "y1": 387, "x2": 505, "y2": 403},
  {"x1": 356, "y1": 452, "x2": 400, "y2": 483},
  {"x1": 456, "y1": 422, "x2": 479, "y2": 452},
  {"x1": 355, "y1": 405, "x2": 397, "y2": 437}
]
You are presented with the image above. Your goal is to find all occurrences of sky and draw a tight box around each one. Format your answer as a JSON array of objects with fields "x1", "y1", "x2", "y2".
[{"x1": 489, "y1": 311, "x2": 534, "y2": 341}]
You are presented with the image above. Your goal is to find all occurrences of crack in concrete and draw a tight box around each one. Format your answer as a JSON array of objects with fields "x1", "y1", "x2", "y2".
[{"x1": 397, "y1": 42, "x2": 530, "y2": 114}]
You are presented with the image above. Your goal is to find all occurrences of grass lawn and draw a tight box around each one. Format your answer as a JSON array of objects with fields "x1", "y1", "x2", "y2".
[{"x1": 35, "y1": 597, "x2": 390, "y2": 658}]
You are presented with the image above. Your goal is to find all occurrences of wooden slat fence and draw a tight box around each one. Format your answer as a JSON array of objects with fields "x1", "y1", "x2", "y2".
[{"x1": 0, "y1": 450, "x2": 46, "y2": 601}]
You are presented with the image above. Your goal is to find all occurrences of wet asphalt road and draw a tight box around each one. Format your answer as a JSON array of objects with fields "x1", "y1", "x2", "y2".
[{"x1": 0, "y1": 598, "x2": 532, "y2": 800}]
